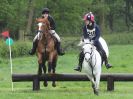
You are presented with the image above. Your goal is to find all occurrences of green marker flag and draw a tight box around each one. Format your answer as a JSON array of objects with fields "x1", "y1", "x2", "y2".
[{"x1": 6, "y1": 38, "x2": 13, "y2": 46}]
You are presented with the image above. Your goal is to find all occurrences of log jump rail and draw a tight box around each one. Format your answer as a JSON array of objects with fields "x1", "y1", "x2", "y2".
[{"x1": 12, "y1": 73, "x2": 133, "y2": 91}]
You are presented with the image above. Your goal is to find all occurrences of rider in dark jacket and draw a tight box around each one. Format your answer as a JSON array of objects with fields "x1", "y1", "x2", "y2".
[
  {"x1": 29, "y1": 8, "x2": 64, "y2": 55},
  {"x1": 74, "y1": 12, "x2": 112, "y2": 72}
]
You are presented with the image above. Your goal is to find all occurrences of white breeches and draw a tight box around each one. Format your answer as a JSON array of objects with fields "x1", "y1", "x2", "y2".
[
  {"x1": 49, "y1": 30, "x2": 61, "y2": 42},
  {"x1": 33, "y1": 30, "x2": 61, "y2": 42}
]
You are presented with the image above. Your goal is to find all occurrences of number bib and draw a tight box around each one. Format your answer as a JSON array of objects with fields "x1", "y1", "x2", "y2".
[{"x1": 87, "y1": 28, "x2": 96, "y2": 39}]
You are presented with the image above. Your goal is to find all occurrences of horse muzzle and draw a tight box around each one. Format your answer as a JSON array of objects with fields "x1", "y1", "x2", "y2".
[
  {"x1": 84, "y1": 53, "x2": 91, "y2": 62},
  {"x1": 37, "y1": 30, "x2": 43, "y2": 40}
]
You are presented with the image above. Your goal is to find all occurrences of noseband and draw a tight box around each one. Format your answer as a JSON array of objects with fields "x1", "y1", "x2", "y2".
[{"x1": 37, "y1": 30, "x2": 43, "y2": 33}]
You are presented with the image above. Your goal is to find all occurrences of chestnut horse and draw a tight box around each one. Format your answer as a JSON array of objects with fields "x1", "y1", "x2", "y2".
[{"x1": 36, "y1": 17, "x2": 58, "y2": 87}]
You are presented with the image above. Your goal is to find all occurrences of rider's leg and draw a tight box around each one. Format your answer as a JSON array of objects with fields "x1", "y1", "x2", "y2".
[
  {"x1": 29, "y1": 35, "x2": 38, "y2": 55},
  {"x1": 74, "y1": 51, "x2": 84, "y2": 72},
  {"x1": 49, "y1": 30, "x2": 65, "y2": 55},
  {"x1": 94, "y1": 40, "x2": 112, "y2": 69}
]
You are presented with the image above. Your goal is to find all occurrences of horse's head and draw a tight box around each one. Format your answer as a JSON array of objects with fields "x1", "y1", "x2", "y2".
[
  {"x1": 82, "y1": 43, "x2": 95, "y2": 62},
  {"x1": 36, "y1": 17, "x2": 51, "y2": 40}
]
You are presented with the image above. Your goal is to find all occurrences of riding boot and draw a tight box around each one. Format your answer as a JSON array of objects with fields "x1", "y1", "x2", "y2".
[
  {"x1": 29, "y1": 39, "x2": 38, "y2": 55},
  {"x1": 56, "y1": 42, "x2": 65, "y2": 56},
  {"x1": 94, "y1": 40, "x2": 112, "y2": 69},
  {"x1": 101, "y1": 49, "x2": 112, "y2": 69},
  {"x1": 103, "y1": 53, "x2": 112, "y2": 69},
  {"x1": 74, "y1": 51, "x2": 84, "y2": 72}
]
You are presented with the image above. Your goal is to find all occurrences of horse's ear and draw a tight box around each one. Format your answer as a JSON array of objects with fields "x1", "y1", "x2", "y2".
[{"x1": 36, "y1": 17, "x2": 44, "y2": 22}]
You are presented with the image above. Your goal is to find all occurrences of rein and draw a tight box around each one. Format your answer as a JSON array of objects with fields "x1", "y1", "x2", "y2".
[{"x1": 37, "y1": 30, "x2": 43, "y2": 33}]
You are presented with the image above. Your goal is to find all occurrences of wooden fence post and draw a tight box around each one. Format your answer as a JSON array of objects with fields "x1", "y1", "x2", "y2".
[
  {"x1": 33, "y1": 75, "x2": 40, "y2": 91},
  {"x1": 107, "y1": 76, "x2": 114, "y2": 91}
]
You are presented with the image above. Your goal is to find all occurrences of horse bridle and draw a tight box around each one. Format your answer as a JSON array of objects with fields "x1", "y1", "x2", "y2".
[
  {"x1": 83, "y1": 44, "x2": 96, "y2": 81},
  {"x1": 83, "y1": 43, "x2": 94, "y2": 61},
  {"x1": 84, "y1": 50, "x2": 93, "y2": 62},
  {"x1": 37, "y1": 22, "x2": 46, "y2": 40}
]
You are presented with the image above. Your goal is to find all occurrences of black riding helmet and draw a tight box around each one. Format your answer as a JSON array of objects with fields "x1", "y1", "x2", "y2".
[{"x1": 42, "y1": 8, "x2": 50, "y2": 14}]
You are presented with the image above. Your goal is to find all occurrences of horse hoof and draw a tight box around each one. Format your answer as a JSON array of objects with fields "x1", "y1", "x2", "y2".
[
  {"x1": 43, "y1": 82, "x2": 48, "y2": 87},
  {"x1": 52, "y1": 83, "x2": 56, "y2": 87},
  {"x1": 94, "y1": 90, "x2": 99, "y2": 96}
]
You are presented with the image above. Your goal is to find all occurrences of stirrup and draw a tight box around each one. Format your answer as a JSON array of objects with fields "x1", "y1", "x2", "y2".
[
  {"x1": 74, "y1": 66, "x2": 81, "y2": 72},
  {"x1": 29, "y1": 50, "x2": 35, "y2": 55},
  {"x1": 106, "y1": 63, "x2": 112, "y2": 69},
  {"x1": 58, "y1": 52, "x2": 65, "y2": 56},
  {"x1": 58, "y1": 49, "x2": 65, "y2": 56}
]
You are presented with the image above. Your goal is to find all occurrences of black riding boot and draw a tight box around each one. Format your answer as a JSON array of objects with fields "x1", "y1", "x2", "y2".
[
  {"x1": 57, "y1": 42, "x2": 65, "y2": 56},
  {"x1": 102, "y1": 51, "x2": 112, "y2": 69},
  {"x1": 74, "y1": 51, "x2": 84, "y2": 72},
  {"x1": 95, "y1": 41, "x2": 112, "y2": 69},
  {"x1": 29, "y1": 40, "x2": 38, "y2": 55}
]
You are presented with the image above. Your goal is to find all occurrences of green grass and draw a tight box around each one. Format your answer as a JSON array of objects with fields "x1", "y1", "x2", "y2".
[{"x1": 0, "y1": 45, "x2": 133, "y2": 98}]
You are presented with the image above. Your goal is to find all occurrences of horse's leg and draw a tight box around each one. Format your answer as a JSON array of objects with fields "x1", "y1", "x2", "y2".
[
  {"x1": 38, "y1": 64, "x2": 42, "y2": 75},
  {"x1": 37, "y1": 53, "x2": 43, "y2": 75},
  {"x1": 41, "y1": 53, "x2": 48, "y2": 87},
  {"x1": 93, "y1": 64, "x2": 101, "y2": 95},
  {"x1": 86, "y1": 74, "x2": 98, "y2": 95},
  {"x1": 51, "y1": 58, "x2": 57, "y2": 87},
  {"x1": 52, "y1": 57, "x2": 57, "y2": 73},
  {"x1": 90, "y1": 75, "x2": 99, "y2": 96},
  {"x1": 43, "y1": 64, "x2": 48, "y2": 87},
  {"x1": 48, "y1": 53, "x2": 57, "y2": 87},
  {"x1": 94, "y1": 72, "x2": 101, "y2": 95},
  {"x1": 48, "y1": 61, "x2": 52, "y2": 74}
]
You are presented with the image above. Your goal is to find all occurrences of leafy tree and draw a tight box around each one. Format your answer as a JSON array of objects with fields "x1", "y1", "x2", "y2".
[{"x1": 0, "y1": 0, "x2": 133, "y2": 40}]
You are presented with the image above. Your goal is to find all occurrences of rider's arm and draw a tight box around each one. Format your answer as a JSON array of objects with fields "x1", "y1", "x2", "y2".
[
  {"x1": 48, "y1": 15, "x2": 56, "y2": 30},
  {"x1": 83, "y1": 26, "x2": 88, "y2": 39},
  {"x1": 94, "y1": 25, "x2": 100, "y2": 42}
]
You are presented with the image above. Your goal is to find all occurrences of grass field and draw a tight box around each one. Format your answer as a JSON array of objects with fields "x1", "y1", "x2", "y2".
[{"x1": 0, "y1": 45, "x2": 133, "y2": 99}]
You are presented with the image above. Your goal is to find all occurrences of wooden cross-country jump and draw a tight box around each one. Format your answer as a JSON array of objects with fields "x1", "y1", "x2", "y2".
[{"x1": 12, "y1": 73, "x2": 133, "y2": 91}]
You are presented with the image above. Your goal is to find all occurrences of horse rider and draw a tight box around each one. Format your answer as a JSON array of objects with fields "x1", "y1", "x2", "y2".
[
  {"x1": 29, "y1": 8, "x2": 65, "y2": 56},
  {"x1": 74, "y1": 12, "x2": 112, "y2": 72}
]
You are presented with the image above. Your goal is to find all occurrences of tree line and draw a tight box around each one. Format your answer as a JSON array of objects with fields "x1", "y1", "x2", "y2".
[{"x1": 0, "y1": 0, "x2": 133, "y2": 40}]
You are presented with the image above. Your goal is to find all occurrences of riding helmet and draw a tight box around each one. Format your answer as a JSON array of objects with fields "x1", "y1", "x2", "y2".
[
  {"x1": 83, "y1": 12, "x2": 94, "y2": 22},
  {"x1": 42, "y1": 8, "x2": 50, "y2": 14}
]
